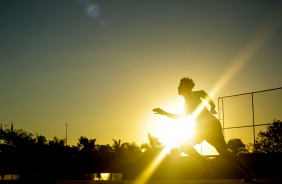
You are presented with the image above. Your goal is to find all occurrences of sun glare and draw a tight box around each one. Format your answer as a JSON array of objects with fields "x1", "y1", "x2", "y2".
[
  {"x1": 136, "y1": 100, "x2": 197, "y2": 184},
  {"x1": 150, "y1": 98, "x2": 197, "y2": 152},
  {"x1": 154, "y1": 116, "x2": 196, "y2": 151}
]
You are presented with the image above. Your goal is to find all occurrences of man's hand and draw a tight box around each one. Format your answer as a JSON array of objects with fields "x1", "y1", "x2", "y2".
[
  {"x1": 153, "y1": 108, "x2": 165, "y2": 115},
  {"x1": 210, "y1": 108, "x2": 217, "y2": 114}
]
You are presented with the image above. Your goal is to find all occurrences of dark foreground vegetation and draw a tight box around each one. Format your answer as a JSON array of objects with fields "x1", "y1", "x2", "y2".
[{"x1": 0, "y1": 120, "x2": 281, "y2": 181}]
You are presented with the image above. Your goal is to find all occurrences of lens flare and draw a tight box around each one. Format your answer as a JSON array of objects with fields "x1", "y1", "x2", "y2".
[
  {"x1": 75, "y1": 0, "x2": 110, "y2": 28},
  {"x1": 86, "y1": 4, "x2": 100, "y2": 18},
  {"x1": 133, "y1": 146, "x2": 169, "y2": 184}
]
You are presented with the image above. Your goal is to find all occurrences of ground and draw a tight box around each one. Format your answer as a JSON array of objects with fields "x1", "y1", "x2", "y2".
[{"x1": 26, "y1": 179, "x2": 281, "y2": 184}]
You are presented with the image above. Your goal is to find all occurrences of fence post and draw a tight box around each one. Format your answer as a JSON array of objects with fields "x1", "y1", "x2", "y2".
[{"x1": 251, "y1": 93, "x2": 256, "y2": 151}]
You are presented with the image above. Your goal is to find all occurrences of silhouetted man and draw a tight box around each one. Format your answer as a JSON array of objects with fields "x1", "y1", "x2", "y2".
[{"x1": 153, "y1": 77, "x2": 255, "y2": 182}]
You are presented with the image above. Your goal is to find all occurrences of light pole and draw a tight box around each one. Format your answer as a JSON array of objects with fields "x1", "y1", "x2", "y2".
[{"x1": 66, "y1": 124, "x2": 68, "y2": 146}]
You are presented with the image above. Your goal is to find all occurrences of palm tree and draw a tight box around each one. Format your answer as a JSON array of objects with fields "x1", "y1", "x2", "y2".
[
  {"x1": 141, "y1": 133, "x2": 163, "y2": 152},
  {"x1": 76, "y1": 136, "x2": 97, "y2": 174},
  {"x1": 112, "y1": 139, "x2": 125, "y2": 152},
  {"x1": 124, "y1": 142, "x2": 142, "y2": 157}
]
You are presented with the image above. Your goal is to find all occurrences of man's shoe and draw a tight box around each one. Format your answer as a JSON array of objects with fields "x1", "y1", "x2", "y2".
[{"x1": 242, "y1": 171, "x2": 256, "y2": 182}]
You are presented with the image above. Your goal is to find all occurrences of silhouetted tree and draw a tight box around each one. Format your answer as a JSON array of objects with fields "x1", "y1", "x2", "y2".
[
  {"x1": 96, "y1": 144, "x2": 113, "y2": 172},
  {"x1": 124, "y1": 142, "x2": 142, "y2": 157},
  {"x1": 169, "y1": 147, "x2": 182, "y2": 157},
  {"x1": 77, "y1": 136, "x2": 96, "y2": 152},
  {"x1": 0, "y1": 124, "x2": 3, "y2": 143},
  {"x1": 250, "y1": 119, "x2": 282, "y2": 153},
  {"x1": 122, "y1": 142, "x2": 142, "y2": 166},
  {"x1": 76, "y1": 136, "x2": 97, "y2": 174},
  {"x1": 2, "y1": 129, "x2": 35, "y2": 147},
  {"x1": 96, "y1": 144, "x2": 112, "y2": 155},
  {"x1": 0, "y1": 129, "x2": 38, "y2": 174},
  {"x1": 48, "y1": 136, "x2": 65, "y2": 146},
  {"x1": 111, "y1": 139, "x2": 130, "y2": 172},
  {"x1": 226, "y1": 138, "x2": 248, "y2": 155},
  {"x1": 112, "y1": 139, "x2": 127, "y2": 153},
  {"x1": 35, "y1": 133, "x2": 47, "y2": 145},
  {"x1": 141, "y1": 133, "x2": 164, "y2": 155}
]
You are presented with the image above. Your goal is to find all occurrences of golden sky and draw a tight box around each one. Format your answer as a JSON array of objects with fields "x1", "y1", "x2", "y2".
[{"x1": 1, "y1": 1, "x2": 282, "y2": 154}]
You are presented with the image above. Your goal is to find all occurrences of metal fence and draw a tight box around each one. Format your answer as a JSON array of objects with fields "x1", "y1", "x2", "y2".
[{"x1": 217, "y1": 87, "x2": 282, "y2": 147}]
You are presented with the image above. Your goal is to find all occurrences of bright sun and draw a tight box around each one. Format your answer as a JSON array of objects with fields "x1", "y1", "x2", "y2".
[
  {"x1": 149, "y1": 98, "x2": 197, "y2": 152},
  {"x1": 154, "y1": 116, "x2": 196, "y2": 150}
]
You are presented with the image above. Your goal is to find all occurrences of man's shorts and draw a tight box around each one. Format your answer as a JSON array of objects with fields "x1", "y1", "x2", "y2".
[{"x1": 183, "y1": 118, "x2": 226, "y2": 147}]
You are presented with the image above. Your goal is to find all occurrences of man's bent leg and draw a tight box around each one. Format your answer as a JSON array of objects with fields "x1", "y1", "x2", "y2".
[
  {"x1": 217, "y1": 148, "x2": 255, "y2": 182},
  {"x1": 180, "y1": 143, "x2": 214, "y2": 178},
  {"x1": 208, "y1": 138, "x2": 255, "y2": 182},
  {"x1": 180, "y1": 143, "x2": 209, "y2": 165},
  {"x1": 207, "y1": 137, "x2": 252, "y2": 175},
  {"x1": 217, "y1": 148, "x2": 252, "y2": 174}
]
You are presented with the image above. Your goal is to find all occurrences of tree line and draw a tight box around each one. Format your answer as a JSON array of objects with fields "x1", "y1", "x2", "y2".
[{"x1": 0, "y1": 119, "x2": 281, "y2": 180}]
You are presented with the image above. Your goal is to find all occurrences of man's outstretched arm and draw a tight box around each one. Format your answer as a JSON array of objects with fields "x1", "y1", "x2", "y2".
[
  {"x1": 193, "y1": 90, "x2": 217, "y2": 114},
  {"x1": 153, "y1": 108, "x2": 183, "y2": 120}
]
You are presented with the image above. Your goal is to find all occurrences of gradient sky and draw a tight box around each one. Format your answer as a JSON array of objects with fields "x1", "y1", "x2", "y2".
[{"x1": 1, "y1": 0, "x2": 282, "y2": 150}]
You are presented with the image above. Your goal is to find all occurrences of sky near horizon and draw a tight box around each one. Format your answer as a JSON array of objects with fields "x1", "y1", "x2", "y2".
[{"x1": 1, "y1": 0, "x2": 282, "y2": 152}]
